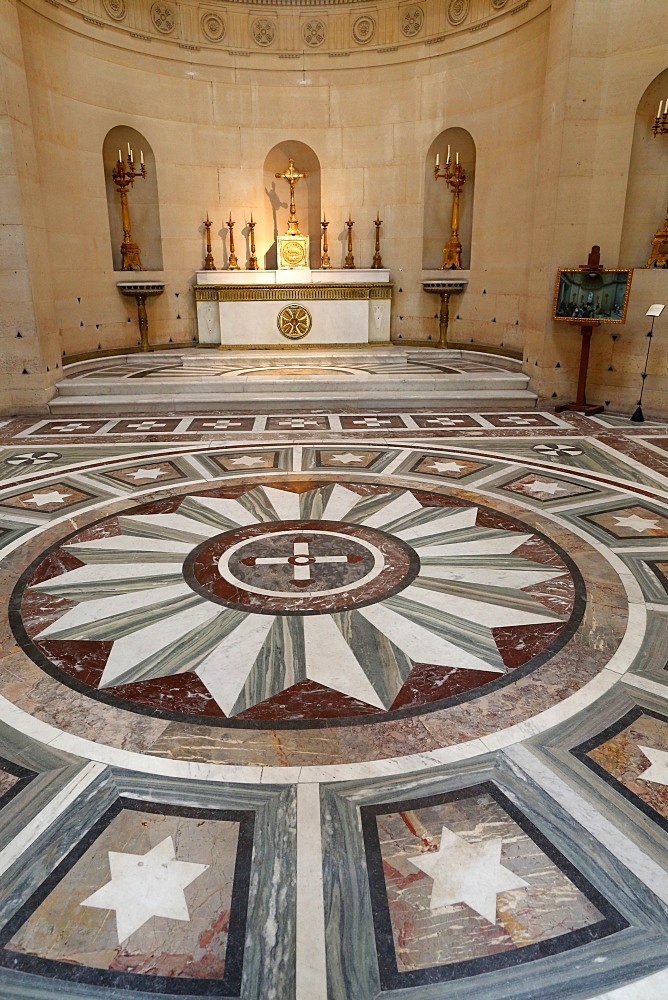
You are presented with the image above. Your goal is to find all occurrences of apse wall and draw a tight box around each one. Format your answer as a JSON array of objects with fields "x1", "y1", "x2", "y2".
[
  {"x1": 13, "y1": 0, "x2": 551, "y2": 363},
  {"x1": 4, "y1": 0, "x2": 668, "y2": 416}
]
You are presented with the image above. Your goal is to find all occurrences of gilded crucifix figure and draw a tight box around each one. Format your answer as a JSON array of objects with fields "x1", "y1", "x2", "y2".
[{"x1": 275, "y1": 158, "x2": 308, "y2": 235}]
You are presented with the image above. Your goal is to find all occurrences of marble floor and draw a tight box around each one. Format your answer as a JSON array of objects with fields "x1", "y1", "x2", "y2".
[{"x1": 0, "y1": 403, "x2": 667, "y2": 998}]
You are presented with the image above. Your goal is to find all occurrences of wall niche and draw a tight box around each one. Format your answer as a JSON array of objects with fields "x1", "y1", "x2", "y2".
[{"x1": 103, "y1": 126, "x2": 163, "y2": 272}]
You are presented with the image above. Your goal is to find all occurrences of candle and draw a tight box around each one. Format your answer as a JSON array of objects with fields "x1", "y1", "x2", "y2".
[
  {"x1": 140, "y1": 150, "x2": 144, "y2": 165},
  {"x1": 323, "y1": 213, "x2": 327, "y2": 224},
  {"x1": 456, "y1": 151, "x2": 459, "y2": 164},
  {"x1": 447, "y1": 144, "x2": 451, "y2": 163},
  {"x1": 659, "y1": 101, "x2": 663, "y2": 118},
  {"x1": 118, "y1": 149, "x2": 122, "y2": 162},
  {"x1": 435, "y1": 152, "x2": 440, "y2": 167},
  {"x1": 129, "y1": 148, "x2": 133, "y2": 163},
  {"x1": 250, "y1": 212, "x2": 254, "y2": 224},
  {"x1": 127, "y1": 141, "x2": 131, "y2": 156}
]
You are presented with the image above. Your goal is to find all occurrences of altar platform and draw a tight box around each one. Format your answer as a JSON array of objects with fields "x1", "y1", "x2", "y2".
[{"x1": 48, "y1": 348, "x2": 536, "y2": 416}]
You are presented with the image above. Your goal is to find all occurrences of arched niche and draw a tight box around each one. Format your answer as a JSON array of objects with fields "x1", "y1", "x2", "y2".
[
  {"x1": 262, "y1": 142, "x2": 322, "y2": 269},
  {"x1": 423, "y1": 128, "x2": 476, "y2": 270},
  {"x1": 620, "y1": 69, "x2": 668, "y2": 267},
  {"x1": 103, "y1": 126, "x2": 163, "y2": 271}
]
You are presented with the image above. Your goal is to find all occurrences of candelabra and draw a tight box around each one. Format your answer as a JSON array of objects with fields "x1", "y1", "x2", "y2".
[
  {"x1": 434, "y1": 146, "x2": 466, "y2": 270},
  {"x1": 247, "y1": 214, "x2": 258, "y2": 270},
  {"x1": 652, "y1": 99, "x2": 668, "y2": 136},
  {"x1": 202, "y1": 213, "x2": 216, "y2": 270},
  {"x1": 112, "y1": 143, "x2": 146, "y2": 271},
  {"x1": 226, "y1": 214, "x2": 240, "y2": 270},
  {"x1": 320, "y1": 215, "x2": 331, "y2": 269},
  {"x1": 344, "y1": 215, "x2": 356, "y2": 269},
  {"x1": 371, "y1": 212, "x2": 384, "y2": 269}
]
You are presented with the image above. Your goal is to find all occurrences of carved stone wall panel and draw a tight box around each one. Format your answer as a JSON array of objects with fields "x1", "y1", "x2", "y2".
[
  {"x1": 352, "y1": 13, "x2": 375, "y2": 44},
  {"x1": 302, "y1": 17, "x2": 327, "y2": 48},
  {"x1": 400, "y1": 5, "x2": 424, "y2": 37},
  {"x1": 150, "y1": 0, "x2": 176, "y2": 33},
  {"x1": 447, "y1": 0, "x2": 470, "y2": 26},
  {"x1": 102, "y1": 0, "x2": 126, "y2": 21},
  {"x1": 28, "y1": 0, "x2": 542, "y2": 54},
  {"x1": 251, "y1": 15, "x2": 276, "y2": 47},
  {"x1": 200, "y1": 9, "x2": 225, "y2": 41}
]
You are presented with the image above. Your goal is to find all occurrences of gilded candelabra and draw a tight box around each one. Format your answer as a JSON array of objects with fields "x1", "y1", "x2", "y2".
[
  {"x1": 646, "y1": 207, "x2": 668, "y2": 269},
  {"x1": 652, "y1": 99, "x2": 668, "y2": 136},
  {"x1": 434, "y1": 146, "x2": 466, "y2": 270},
  {"x1": 226, "y1": 214, "x2": 240, "y2": 270},
  {"x1": 320, "y1": 215, "x2": 331, "y2": 269},
  {"x1": 371, "y1": 212, "x2": 384, "y2": 269},
  {"x1": 202, "y1": 213, "x2": 216, "y2": 270},
  {"x1": 344, "y1": 215, "x2": 356, "y2": 269},
  {"x1": 112, "y1": 143, "x2": 146, "y2": 271},
  {"x1": 247, "y1": 214, "x2": 258, "y2": 270}
]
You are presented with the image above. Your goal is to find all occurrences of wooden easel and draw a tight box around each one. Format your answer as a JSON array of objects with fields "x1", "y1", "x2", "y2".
[{"x1": 555, "y1": 245, "x2": 604, "y2": 416}]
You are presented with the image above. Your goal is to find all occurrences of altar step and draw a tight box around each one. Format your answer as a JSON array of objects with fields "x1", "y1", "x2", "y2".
[{"x1": 49, "y1": 348, "x2": 537, "y2": 415}]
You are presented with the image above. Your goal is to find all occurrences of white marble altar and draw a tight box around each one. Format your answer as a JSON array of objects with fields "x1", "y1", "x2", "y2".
[{"x1": 194, "y1": 269, "x2": 392, "y2": 347}]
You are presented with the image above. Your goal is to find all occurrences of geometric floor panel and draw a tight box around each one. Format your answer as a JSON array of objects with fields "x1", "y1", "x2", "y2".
[
  {"x1": 361, "y1": 782, "x2": 627, "y2": 988},
  {"x1": 0, "y1": 799, "x2": 254, "y2": 996},
  {"x1": 2, "y1": 405, "x2": 668, "y2": 998}
]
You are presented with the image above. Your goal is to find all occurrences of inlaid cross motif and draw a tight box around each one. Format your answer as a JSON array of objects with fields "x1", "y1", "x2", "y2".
[{"x1": 240, "y1": 534, "x2": 363, "y2": 588}]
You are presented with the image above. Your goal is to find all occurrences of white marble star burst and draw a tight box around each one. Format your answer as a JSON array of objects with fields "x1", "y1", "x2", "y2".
[
  {"x1": 408, "y1": 825, "x2": 528, "y2": 922},
  {"x1": 81, "y1": 836, "x2": 208, "y2": 943},
  {"x1": 31, "y1": 484, "x2": 569, "y2": 717}
]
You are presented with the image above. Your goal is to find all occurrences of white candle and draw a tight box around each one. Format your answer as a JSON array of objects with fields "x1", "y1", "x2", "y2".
[
  {"x1": 129, "y1": 148, "x2": 133, "y2": 163},
  {"x1": 456, "y1": 151, "x2": 459, "y2": 164},
  {"x1": 447, "y1": 144, "x2": 451, "y2": 163},
  {"x1": 659, "y1": 101, "x2": 663, "y2": 118},
  {"x1": 127, "y1": 141, "x2": 131, "y2": 156},
  {"x1": 435, "y1": 152, "x2": 440, "y2": 167},
  {"x1": 140, "y1": 150, "x2": 144, "y2": 165},
  {"x1": 118, "y1": 149, "x2": 122, "y2": 162}
]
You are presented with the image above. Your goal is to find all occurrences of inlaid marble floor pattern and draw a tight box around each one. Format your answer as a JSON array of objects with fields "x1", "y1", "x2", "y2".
[{"x1": 0, "y1": 407, "x2": 667, "y2": 999}]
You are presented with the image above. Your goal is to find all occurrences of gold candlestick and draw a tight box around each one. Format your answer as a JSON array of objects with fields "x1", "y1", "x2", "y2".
[
  {"x1": 371, "y1": 212, "x2": 384, "y2": 269},
  {"x1": 652, "y1": 100, "x2": 668, "y2": 136},
  {"x1": 247, "y1": 214, "x2": 258, "y2": 270},
  {"x1": 202, "y1": 213, "x2": 216, "y2": 270},
  {"x1": 112, "y1": 145, "x2": 147, "y2": 271},
  {"x1": 434, "y1": 152, "x2": 467, "y2": 270},
  {"x1": 320, "y1": 215, "x2": 331, "y2": 270},
  {"x1": 344, "y1": 215, "x2": 356, "y2": 269},
  {"x1": 226, "y1": 214, "x2": 240, "y2": 270}
]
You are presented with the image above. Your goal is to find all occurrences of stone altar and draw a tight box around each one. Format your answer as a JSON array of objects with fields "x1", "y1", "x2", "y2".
[{"x1": 194, "y1": 269, "x2": 392, "y2": 347}]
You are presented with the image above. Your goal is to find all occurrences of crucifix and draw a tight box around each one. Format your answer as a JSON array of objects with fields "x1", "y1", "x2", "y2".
[{"x1": 275, "y1": 158, "x2": 308, "y2": 236}]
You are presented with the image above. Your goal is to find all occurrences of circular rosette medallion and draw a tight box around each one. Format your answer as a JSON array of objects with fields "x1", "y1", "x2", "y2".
[
  {"x1": 186, "y1": 520, "x2": 419, "y2": 614},
  {"x1": 13, "y1": 481, "x2": 582, "y2": 728},
  {"x1": 277, "y1": 303, "x2": 312, "y2": 340}
]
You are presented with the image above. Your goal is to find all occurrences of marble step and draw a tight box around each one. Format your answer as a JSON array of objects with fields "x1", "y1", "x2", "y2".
[
  {"x1": 48, "y1": 387, "x2": 537, "y2": 415},
  {"x1": 54, "y1": 373, "x2": 529, "y2": 397}
]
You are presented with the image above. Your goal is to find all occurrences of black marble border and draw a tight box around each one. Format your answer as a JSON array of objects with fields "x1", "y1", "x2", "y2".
[
  {"x1": 360, "y1": 781, "x2": 628, "y2": 990},
  {"x1": 572, "y1": 705, "x2": 668, "y2": 834},
  {"x1": 0, "y1": 755, "x2": 37, "y2": 813},
  {"x1": 0, "y1": 798, "x2": 255, "y2": 996},
  {"x1": 647, "y1": 560, "x2": 668, "y2": 596},
  {"x1": 9, "y1": 479, "x2": 586, "y2": 731}
]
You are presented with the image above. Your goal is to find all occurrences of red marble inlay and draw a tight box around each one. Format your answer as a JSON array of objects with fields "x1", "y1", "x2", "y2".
[{"x1": 391, "y1": 665, "x2": 501, "y2": 709}]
